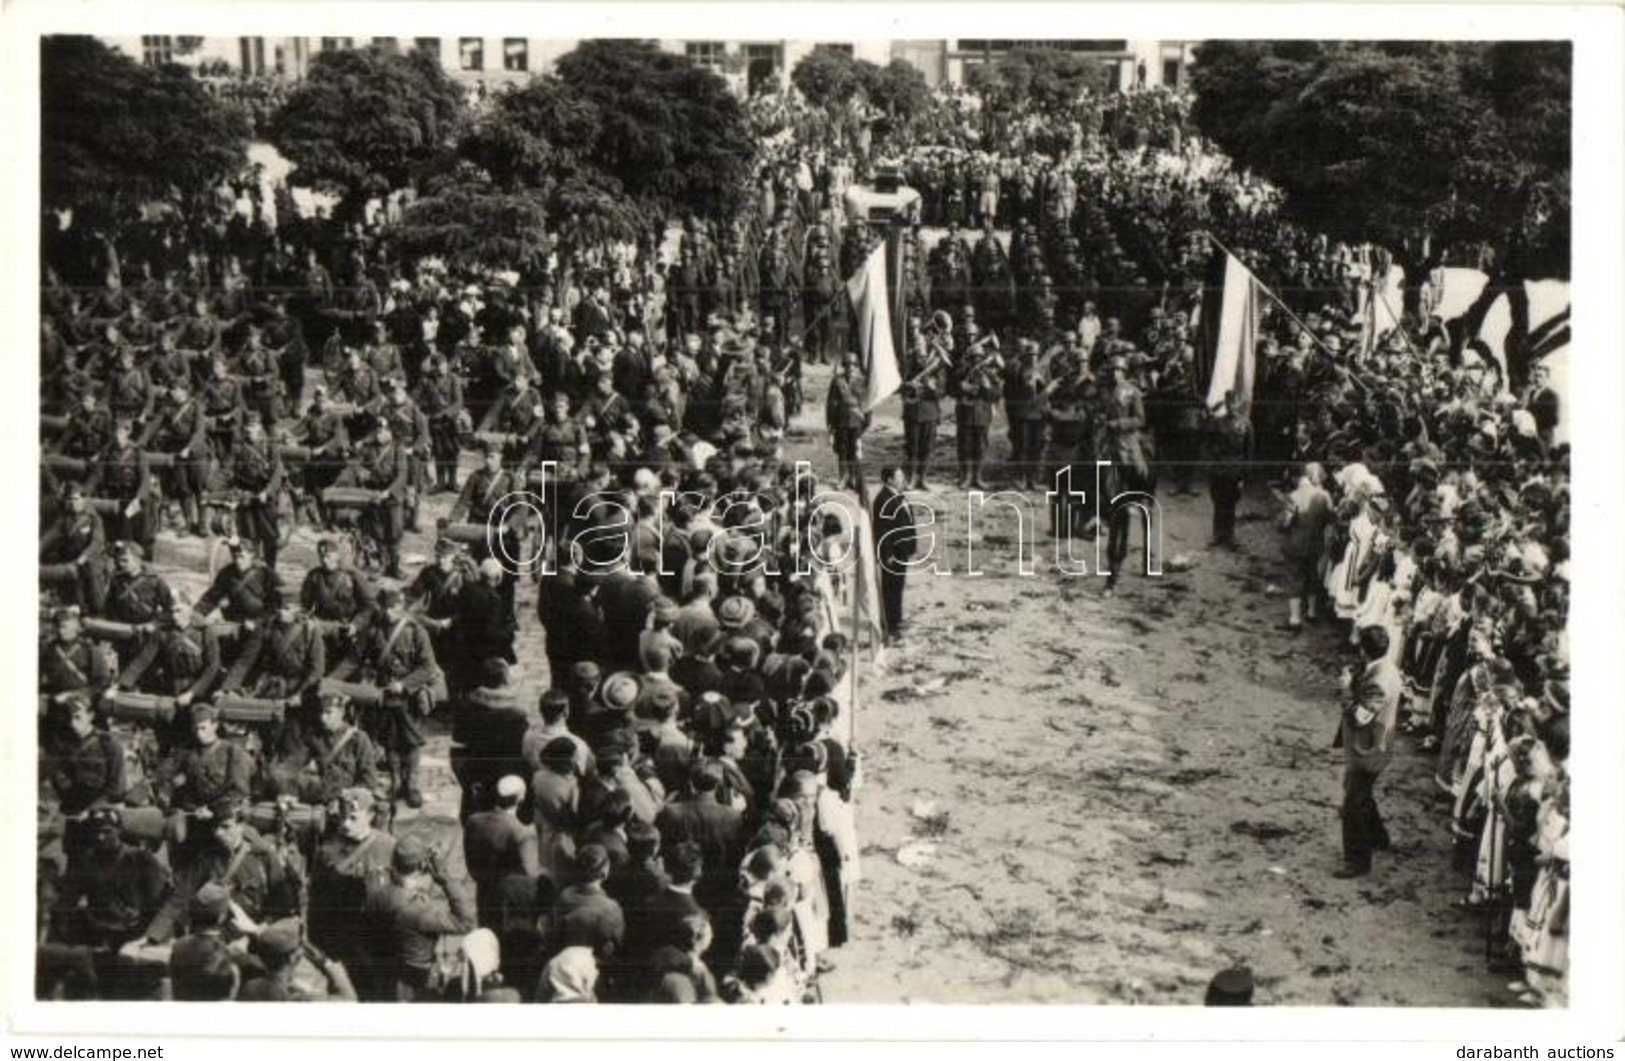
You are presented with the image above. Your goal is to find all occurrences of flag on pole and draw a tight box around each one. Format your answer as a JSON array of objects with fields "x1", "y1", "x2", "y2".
[
  {"x1": 1197, "y1": 249, "x2": 1264, "y2": 410},
  {"x1": 847, "y1": 243, "x2": 902, "y2": 411}
]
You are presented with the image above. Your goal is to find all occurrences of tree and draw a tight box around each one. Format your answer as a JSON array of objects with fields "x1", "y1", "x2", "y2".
[
  {"x1": 970, "y1": 47, "x2": 1098, "y2": 115},
  {"x1": 40, "y1": 36, "x2": 250, "y2": 232},
  {"x1": 267, "y1": 46, "x2": 467, "y2": 221},
  {"x1": 1190, "y1": 41, "x2": 1570, "y2": 386},
  {"x1": 552, "y1": 40, "x2": 754, "y2": 221},
  {"x1": 392, "y1": 176, "x2": 553, "y2": 279},
  {"x1": 790, "y1": 48, "x2": 869, "y2": 110}
]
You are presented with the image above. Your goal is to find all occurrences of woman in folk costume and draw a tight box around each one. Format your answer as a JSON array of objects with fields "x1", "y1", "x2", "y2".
[
  {"x1": 1326, "y1": 470, "x2": 1382, "y2": 624},
  {"x1": 777, "y1": 770, "x2": 831, "y2": 967},
  {"x1": 1518, "y1": 770, "x2": 1569, "y2": 1005}
]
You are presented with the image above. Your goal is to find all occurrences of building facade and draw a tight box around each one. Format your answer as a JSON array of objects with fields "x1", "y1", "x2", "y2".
[{"x1": 101, "y1": 35, "x2": 1194, "y2": 94}]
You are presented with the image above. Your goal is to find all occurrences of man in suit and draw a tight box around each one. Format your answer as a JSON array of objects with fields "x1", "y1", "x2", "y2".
[
  {"x1": 872, "y1": 466, "x2": 918, "y2": 645},
  {"x1": 1334, "y1": 625, "x2": 1403, "y2": 878},
  {"x1": 462, "y1": 775, "x2": 542, "y2": 930}
]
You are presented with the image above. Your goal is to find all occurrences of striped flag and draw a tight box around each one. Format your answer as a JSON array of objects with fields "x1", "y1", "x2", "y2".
[
  {"x1": 847, "y1": 243, "x2": 902, "y2": 411},
  {"x1": 1198, "y1": 249, "x2": 1264, "y2": 411}
]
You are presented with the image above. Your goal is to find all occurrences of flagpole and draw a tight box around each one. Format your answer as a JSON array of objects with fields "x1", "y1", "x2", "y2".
[{"x1": 1201, "y1": 229, "x2": 1369, "y2": 393}]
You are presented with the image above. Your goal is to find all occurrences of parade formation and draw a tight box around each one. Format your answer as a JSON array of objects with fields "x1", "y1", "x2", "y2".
[{"x1": 34, "y1": 37, "x2": 1571, "y2": 1007}]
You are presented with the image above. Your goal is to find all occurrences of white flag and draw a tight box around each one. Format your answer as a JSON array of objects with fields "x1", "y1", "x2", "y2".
[{"x1": 847, "y1": 243, "x2": 901, "y2": 411}]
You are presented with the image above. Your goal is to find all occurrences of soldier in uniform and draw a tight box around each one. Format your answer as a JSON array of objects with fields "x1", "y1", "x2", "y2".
[
  {"x1": 40, "y1": 607, "x2": 112, "y2": 704},
  {"x1": 301, "y1": 538, "x2": 378, "y2": 664},
  {"x1": 223, "y1": 417, "x2": 285, "y2": 570},
  {"x1": 900, "y1": 315, "x2": 950, "y2": 490},
  {"x1": 450, "y1": 443, "x2": 525, "y2": 622},
  {"x1": 308, "y1": 788, "x2": 395, "y2": 1001},
  {"x1": 951, "y1": 336, "x2": 1001, "y2": 491},
  {"x1": 291, "y1": 384, "x2": 350, "y2": 528},
  {"x1": 379, "y1": 376, "x2": 432, "y2": 534},
  {"x1": 414, "y1": 353, "x2": 466, "y2": 494},
  {"x1": 154, "y1": 704, "x2": 255, "y2": 816},
  {"x1": 407, "y1": 538, "x2": 475, "y2": 671},
  {"x1": 195, "y1": 538, "x2": 279, "y2": 627},
  {"x1": 338, "y1": 588, "x2": 440, "y2": 809},
  {"x1": 824, "y1": 355, "x2": 868, "y2": 492},
  {"x1": 144, "y1": 796, "x2": 298, "y2": 943},
  {"x1": 43, "y1": 693, "x2": 127, "y2": 816},
  {"x1": 334, "y1": 348, "x2": 383, "y2": 414},
  {"x1": 262, "y1": 297, "x2": 309, "y2": 413},
  {"x1": 101, "y1": 543, "x2": 174, "y2": 671},
  {"x1": 102, "y1": 344, "x2": 155, "y2": 428},
  {"x1": 236, "y1": 323, "x2": 286, "y2": 427},
  {"x1": 40, "y1": 481, "x2": 109, "y2": 615},
  {"x1": 1205, "y1": 391, "x2": 1255, "y2": 549},
  {"x1": 1096, "y1": 355, "x2": 1154, "y2": 596},
  {"x1": 339, "y1": 419, "x2": 412, "y2": 578},
  {"x1": 524, "y1": 392, "x2": 590, "y2": 513},
  {"x1": 219, "y1": 590, "x2": 326, "y2": 713},
  {"x1": 85, "y1": 417, "x2": 156, "y2": 556},
  {"x1": 1003, "y1": 340, "x2": 1050, "y2": 490},
  {"x1": 267, "y1": 691, "x2": 385, "y2": 807},
  {"x1": 478, "y1": 372, "x2": 545, "y2": 468},
  {"x1": 1042, "y1": 349, "x2": 1097, "y2": 538},
  {"x1": 54, "y1": 391, "x2": 113, "y2": 469},
  {"x1": 199, "y1": 356, "x2": 246, "y2": 464},
  {"x1": 113, "y1": 594, "x2": 222, "y2": 713},
  {"x1": 142, "y1": 378, "x2": 210, "y2": 538}
]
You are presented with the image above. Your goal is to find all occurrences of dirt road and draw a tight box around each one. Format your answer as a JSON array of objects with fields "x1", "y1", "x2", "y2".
[{"x1": 814, "y1": 401, "x2": 1511, "y2": 1006}]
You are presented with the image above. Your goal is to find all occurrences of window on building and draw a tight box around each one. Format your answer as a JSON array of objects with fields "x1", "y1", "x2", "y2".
[
  {"x1": 956, "y1": 39, "x2": 1127, "y2": 54},
  {"x1": 415, "y1": 37, "x2": 442, "y2": 62},
  {"x1": 140, "y1": 35, "x2": 174, "y2": 67},
  {"x1": 459, "y1": 37, "x2": 485, "y2": 71},
  {"x1": 372, "y1": 37, "x2": 399, "y2": 56},
  {"x1": 239, "y1": 36, "x2": 266, "y2": 75},
  {"x1": 1162, "y1": 58, "x2": 1181, "y2": 88},
  {"x1": 685, "y1": 41, "x2": 725, "y2": 68},
  {"x1": 320, "y1": 38, "x2": 354, "y2": 53},
  {"x1": 503, "y1": 38, "x2": 528, "y2": 72},
  {"x1": 813, "y1": 43, "x2": 854, "y2": 57}
]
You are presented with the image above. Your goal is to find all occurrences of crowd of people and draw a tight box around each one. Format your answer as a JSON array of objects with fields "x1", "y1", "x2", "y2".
[{"x1": 36, "y1": 58, "x2": 1569, "y2": 1007}]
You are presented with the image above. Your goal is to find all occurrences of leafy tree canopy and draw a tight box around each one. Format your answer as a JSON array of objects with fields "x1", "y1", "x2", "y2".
[
  {"x1": 267, "y1": 46, "x2": 467, "y2": 216},
  {"x1": 41, "y1": 36, "x2": 250, "y2": 230},
  {"x1": 1190, "y1": 41, "x2": 1570, "y2": 279},
  {"x1": 791, "y1": 49, "x2": 874, "y2": 110},
  {"x1": 968, "y1": 47, "x2": 1100, "y2": 114}
]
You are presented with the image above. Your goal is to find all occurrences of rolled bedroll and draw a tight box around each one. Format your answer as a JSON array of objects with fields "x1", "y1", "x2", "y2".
[
  {"x1": 214, "y1": 694, "x2": 286, "y2": 725},
  {"x1": 108, "y1": 691, "x2": 178, "y2": 725}
]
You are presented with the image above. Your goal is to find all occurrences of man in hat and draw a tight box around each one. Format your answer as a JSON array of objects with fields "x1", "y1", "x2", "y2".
[
  {"x1": 308, "y1": 787, "x2": 395, "y2": 999},
  {"x1": 219, "y1": 589, "x2": 325, "y2": 708},
  {"x1": 239, "y1": 917, "x2": 358, "y2": 1002},
  {"x1": 40, "y1": 606, "x2": 112, "y2": 703},
  {"x1": 43, "y1": 693, "x2": 127, "y2": 816},
  {"x1": 409, "y1": 536, "x2": 474, "y2": 666},
  {"x1": 270, "y1": 690, "x2": 384, "y2": 806},
  {"x1": 463, "y1": 775, "x2": 542, "y2": 930},
  {"x1": 901, "y1": 319, "x2": 949, "y2": 490},
  {"x1": 155, "y1": 702, "x2": 256, "y2": 816},
  {"x1": 195, "y1": 537, "x2": 280, "y2": 626},
  {"x1": 415, "y1": 352, "x2": 467, "y2": 494},
  {"x1": 52, "y1": 806, "x2": 170, "y2": 951},
  {"x1": 1333, "y1": 625, "x2": 1403, "y2": 878},
  {"x1": 100, "y1": 541, "x2": 173, "y2": 643},
  {"x1": 657, "y1": 760, "x2": 745, "y2": 918},
  {"x1": 341, "y1": 587, "x2": 440, "y2": 808},
  {"x1": 291, "y1": 384, "x2": 350, "y2": 526},
  {"x1": 113, "y1": 593, "x2": 222, "y2": 708},
  {"x1": 145, "y1": 797, "x2": 297, "y2": 944},
  {"x1": 85, "y1": 418, "x2": 156, "y2": 556},
  {"x1": 825, "y1": 355, "x2": 869, "y2": 492},
  {"x1": 301, "y1": 537, "x2": 378, "y2": 662},
  {"x1": 1205, "y1": 390, "x2": 1254, "y2": 549},
  {"x1": 368, "y1": 834, "x2": 477, "y2": 1001},
  {"x1": 451, "y1": 443, "x2": 525, "y2": 619},
  {"x1": 342, "y1": 418, "x2": 411, "y2": 578},
  {"x1": 379, "y1": 375, "x2": 432, "y2": 533},
  {"x1": 141, "y1": 378, "x2": 210, "y2": 538},
  {"x1": 222, "y1": 416, "x2": 286, "y2": 569}
]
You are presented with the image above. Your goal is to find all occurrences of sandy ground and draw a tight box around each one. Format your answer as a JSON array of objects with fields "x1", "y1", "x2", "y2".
[{"x1": 139, "y1": 360, "x2": 1512, "y2": 1007}]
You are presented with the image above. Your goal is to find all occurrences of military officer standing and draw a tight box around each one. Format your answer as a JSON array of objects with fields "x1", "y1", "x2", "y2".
[
  {"x1": 900, "y1": 317, "x2": 950, "y2": 490},
  {"x1": 825, "y1": 355, "x2": 869, "y2": 492},
  {"x1": 339, "y1": 588, "x2": 441, "y2": 809},
  {"x1": 142, "y1": 378, "x2": 210, "y2": 538},
  {"x1": 301, "y1": 538, "x2": 378, "y2": 663},
  {"x1": 223, "y1": 418, "x2": 286, "y2": 570}
]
